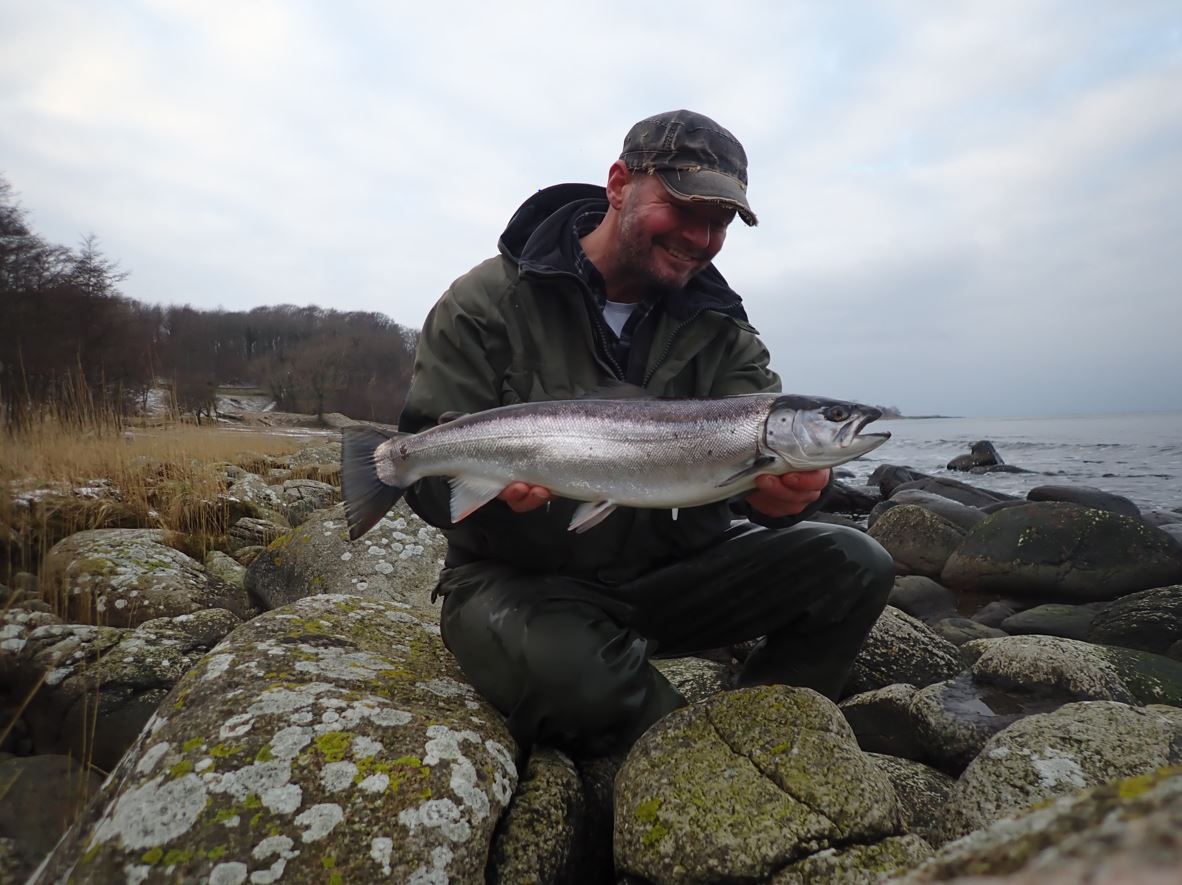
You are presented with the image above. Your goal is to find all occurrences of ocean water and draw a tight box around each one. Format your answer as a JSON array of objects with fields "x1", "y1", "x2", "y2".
[{"x1": 842, "y1": 411, "x2": 1182, "y2": 513}]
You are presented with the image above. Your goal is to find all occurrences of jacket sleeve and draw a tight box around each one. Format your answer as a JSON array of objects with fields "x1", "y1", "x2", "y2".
[
  {"x1": 399, "y1": 260, "x2": 513, "y2": 528},
  {"x1": 710, "y1": 323, "x2": 837, "y2": 528}
]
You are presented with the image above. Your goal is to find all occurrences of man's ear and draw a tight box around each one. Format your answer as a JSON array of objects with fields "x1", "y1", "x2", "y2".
[{"x1": 605, "y1": 160, "x2": 631, "y2": 210}]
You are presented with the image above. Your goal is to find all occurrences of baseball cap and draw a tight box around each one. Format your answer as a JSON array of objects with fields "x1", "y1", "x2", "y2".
[{"x1": 619, "y1": 109, "x2": 757, "y2": 226}]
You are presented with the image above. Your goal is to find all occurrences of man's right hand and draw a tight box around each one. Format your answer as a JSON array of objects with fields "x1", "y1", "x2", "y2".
[{"x1": 498, "y1": 482, "x2": 551, "y2": 513}]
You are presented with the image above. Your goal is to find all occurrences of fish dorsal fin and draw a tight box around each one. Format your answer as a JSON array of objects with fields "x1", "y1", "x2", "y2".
[
  {"x1": 715, "y1": 454, "x2": 777, "y2": 488},
  {"x1": 568, "y1": 500, "x2": 618, "y2": 533},
  {"x1": 448, "y1": 476, "x2": 506, "y2": 523}
]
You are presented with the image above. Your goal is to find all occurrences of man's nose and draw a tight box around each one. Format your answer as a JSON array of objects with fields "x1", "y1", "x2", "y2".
[{"x1": 681, "y1": 219, "x2": 712, "y2": 252}]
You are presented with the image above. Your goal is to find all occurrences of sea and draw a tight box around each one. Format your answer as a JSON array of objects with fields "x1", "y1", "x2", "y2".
[{"x1": 841, "y1": 411, "x2": 1182, "y2": 514}]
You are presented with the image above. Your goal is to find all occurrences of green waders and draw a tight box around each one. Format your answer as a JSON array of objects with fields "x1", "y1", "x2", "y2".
[{"x1": 436, "y1": 521, "x2": 894, "y2": 756}]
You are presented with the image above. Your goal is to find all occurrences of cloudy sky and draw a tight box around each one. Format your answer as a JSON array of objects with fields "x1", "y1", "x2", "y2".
[{"x1": 3, "y1": 1, "x2": 1180, "y2": 417}]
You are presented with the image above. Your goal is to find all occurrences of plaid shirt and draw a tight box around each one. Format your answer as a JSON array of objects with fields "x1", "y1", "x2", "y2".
[{"x1": 571, "y1": 208, "x2": 659, "y2": 373}]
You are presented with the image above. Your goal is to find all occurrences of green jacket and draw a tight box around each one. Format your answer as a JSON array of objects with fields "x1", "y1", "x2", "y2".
[{"x1": 399, "y1": 184, "x2": 824, "y2": 583}]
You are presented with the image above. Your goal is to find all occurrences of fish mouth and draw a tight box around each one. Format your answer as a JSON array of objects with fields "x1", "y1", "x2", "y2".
[{"x1": 841, "y1": 412, "x2": 891, "y2": 447}]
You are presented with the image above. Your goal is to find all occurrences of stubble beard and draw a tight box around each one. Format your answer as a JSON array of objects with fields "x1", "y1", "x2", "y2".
[{"x1": 616, "y1": 203, "x2": 693, "y2": 296}]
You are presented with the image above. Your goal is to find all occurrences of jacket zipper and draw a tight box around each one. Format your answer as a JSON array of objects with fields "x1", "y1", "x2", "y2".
[
  {"x1": 521, "y1": 266, "x2": 626, "y2": 381},
  {"x1": 643, "y1": 308, "x2": 706, "y2": 387}
]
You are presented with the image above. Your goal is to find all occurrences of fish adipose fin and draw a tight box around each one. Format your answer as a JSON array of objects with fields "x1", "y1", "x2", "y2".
[
  {"x1": 449, "y1": 476, "x2": 506, "y2": 523},
  {"x1": 568, "y1": 500, "x2": 618, "y2": 533},
  {"x1": 341, "y1": 426, "x2": 406, "y2": 541},
  {"x1": 716, "y1": 454, "x2": 777, "y2": 488}
]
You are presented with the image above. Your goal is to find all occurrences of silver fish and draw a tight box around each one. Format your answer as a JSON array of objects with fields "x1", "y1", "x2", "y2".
[{"x1": 341, "y1": 393, "x2": 890, "y2": 540}]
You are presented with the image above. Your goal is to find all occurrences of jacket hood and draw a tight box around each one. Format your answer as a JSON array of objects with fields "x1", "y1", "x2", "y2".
[{"x1": 496, "y1": 183, "x2": 749, "y2": 322}]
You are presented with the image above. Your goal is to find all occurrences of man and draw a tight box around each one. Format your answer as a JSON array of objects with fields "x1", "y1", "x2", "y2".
[{"x1": 399, "y1": 110, "x2": 893, "y2": 755}]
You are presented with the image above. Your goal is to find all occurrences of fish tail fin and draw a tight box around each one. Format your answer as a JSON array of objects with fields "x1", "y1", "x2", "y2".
[{"x1": 341, "y1": 425, "x2": 407, "y2": 540}]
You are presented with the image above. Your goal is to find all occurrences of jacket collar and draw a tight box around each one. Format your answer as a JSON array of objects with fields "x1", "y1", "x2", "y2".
[{"x1": 497, "y1": 183, "x2": 750, "y2": 322}]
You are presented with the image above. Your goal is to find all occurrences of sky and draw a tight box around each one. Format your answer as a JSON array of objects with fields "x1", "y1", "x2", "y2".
[{"x1": 2, "y1": 1, "x2": 1180, "y2": 418}]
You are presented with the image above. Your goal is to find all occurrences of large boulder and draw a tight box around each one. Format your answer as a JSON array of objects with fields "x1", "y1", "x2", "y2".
[
  {"x1": 245, "y1": 502, "x2": 447, "y2": 619},
  {"x1": 1087, "y1": 585, "x2": 1182, "y2": 656},
  {"x1": 869, "y1": 506, "x2": 966, "y2": 579},
  {"x1": 34, "y1": 594, "x2": 518, "y2": 884},
  {"x1": 936, "y1": 701, "x2": 1182, "y2": 842},
  {"x1": 613, "y1": 685, "x2": 924, "y2": 883},
  {"x1": 40, "y1": 528, "x2": 252, "y2": 627},
  {"x1": 1026, "y1": 484, "x2": 1141, "y2": 518},
  {"x1": 841, "y1": 683, "x2": 926, "y2": 760},
  {"x1": 998, "y1": 602, "x2": 1105, "y2": 640},
  {"x1": 941, "y1": 502, "x2": 1182, "y2": 601},
  {"x1": 891, "y1": 477, "x2": 1014, "y2": 509},
  {"x1": 846, "y1": 607, "x2": 964, "y2": 697},
  {"x1": 865, "y1": 753, "x2": 954, "y2": 847}
]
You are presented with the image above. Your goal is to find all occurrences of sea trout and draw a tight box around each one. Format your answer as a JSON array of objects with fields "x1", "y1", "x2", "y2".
[{"x1": 340, "y1": 393, "x2": 890, "y2": 540}]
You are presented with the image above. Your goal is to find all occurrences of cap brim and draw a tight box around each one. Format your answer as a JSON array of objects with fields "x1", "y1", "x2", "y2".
[{"x1": 656, "y1": 168, "x2": 757, "y2": 226}]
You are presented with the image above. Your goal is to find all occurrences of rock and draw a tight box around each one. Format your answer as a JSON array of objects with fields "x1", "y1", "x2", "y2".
[
  {"x1": 280, "y1": 479, "x2": 340, "y2": 527},
  {"x1": 846, "y1": 607, "x2": 964, "y2": 697},
  {"x1": 947, "y1": 441, "x2": 1004, "y2": 472},
  {"x1": 999, "y1": 602, "x2": 1106, "y2": 640},
  {"x1": 652, "y1": 656, "x2": 729, "y2": 704},
  {"x1": 1143, "y1": 509, "x2": 1182, "y2": 527},
  {"x1": 233, "y1": 545, "x2": 266, "y2": 567},
  {"x1": 33, "y1": 594, "x2": 518, "y2": 884},
  {"x1": 245, "y1": 502, "x2": 447, "y2": 619},
  {"x1": 937, "y1": 702, "x2": 1182, "y2": 841},
  {"x1": 228, "y1": 516, "x2": 288, "y2": 552},
  {"x1": 941, "y1": 503, "x2": 1182, "y2": 602},
  {"x1": 0, "y1": 836, "x2": 37, "y2": 884},
  {"x1": 1160, "y1": 523, "x2": 1182, "y2": 545},
  {"x1": 968, "y1": 464, "x2": 1034, "y2": 475},
  {"x1": 865, "y1": 753, "x2": 954, "y2": 846},
  {"x1": 891, "y1": 477, "x2": 1015, "y2": 509},
  {"x1": 931, "y1": 618, "x2": 1007, "y2": 646},
  {"x1": 488, "y1": 749, "x2": 583, "y2": 885},
  {"x1": 613, "y1": 685, "x2": 905, "y2": 883},
  {"x1": 0, "y1": 755, "x2": 105, "y2": 859},
  {"x1": 822, "y1": 480, "x2": 882, "y2": 515},
  {"x1": 1088, "y1": 585, "x2": 1182, "y2": 655},
  {"x1": 970, "y1": 600, "x2": 1019, "y2": 628},
  {"x1": 869, "y1": 466, "x2": 932, "y2": 498},
  {"x1": 203, "y1": 550, "x2": 247, "y2": 590},
  {"x1": 40, "y1": 528, "x2": 252, "y2": 628},
  {"x1": 221, "y1": 472, "x2": 287, "y2": 524},
  {"x1": 6, "y1": 611, "x2": 241, "y2": 769},
  {"x1": 769, "y1": 835, "x2": 932, "y2": 883},
  {"x1": 888, "y1": 491, "x2": 987, "y2": 533},
  {"x1": 888, "y1": 576, "x2": 958, "y2": 625},
  {"x1": 840, "y1": 683, "x2": 926, "y2": 760},
  {"x1": 870, "y1": 506, "x2": 966, "y2": 579},
  {"x1": 1027, "y1": 484, "x2": 1141, "y2": 518}
]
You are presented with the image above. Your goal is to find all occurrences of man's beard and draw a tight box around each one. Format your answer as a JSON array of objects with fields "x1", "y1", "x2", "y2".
[{"x1": 616, "y1": 208, "x2": 698, "y2": 296}]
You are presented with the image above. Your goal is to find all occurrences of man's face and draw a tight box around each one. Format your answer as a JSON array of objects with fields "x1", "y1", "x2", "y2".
[{"x1": 614, "y1": 173, "x2": 735, "y2": 293}]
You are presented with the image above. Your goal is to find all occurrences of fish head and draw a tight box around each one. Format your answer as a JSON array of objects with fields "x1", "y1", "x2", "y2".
[{"x1": 763, "y1": 395, "x2": 891, "y2": 469}]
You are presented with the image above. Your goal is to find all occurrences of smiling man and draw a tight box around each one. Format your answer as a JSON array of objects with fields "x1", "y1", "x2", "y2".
[{"x1": 398, "y1": 110, "x2": 893, "y2": 755}]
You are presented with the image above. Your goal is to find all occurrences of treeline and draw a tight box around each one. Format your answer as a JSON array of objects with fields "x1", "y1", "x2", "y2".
[{"x1": 1, "y1": 174, "x2": 418, "y2": 428}]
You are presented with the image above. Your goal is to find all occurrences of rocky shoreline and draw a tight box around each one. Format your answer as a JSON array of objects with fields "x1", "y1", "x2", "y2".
[{"x1": 3, "y1": 438, "x2": 1182, "y2": 883}]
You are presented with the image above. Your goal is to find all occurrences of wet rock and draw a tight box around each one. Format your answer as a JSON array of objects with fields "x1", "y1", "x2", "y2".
[
  {"x1": 846, "y1": 607, "x2": 964, "y2": 697},
  {"x1": 970, "y1": 600, "x2": 1020, "y2": 628},
  {"x1": 895, "y1": 765, "x2": 1182, "y2": 883},
  {"x1": 822, "y1": 480, "x2": 882, "y2": 515},
  {"x1": 865, "y1": 753, "x2": 954, "y2": 846},
  {"x1": 868, "y1": 465, "x2": 932, "y2": 498},
  {"x1": 870, "y1": 506, "x2": 966, "y2": 579},
  {"x1": 931, "y1": 617, "x2": 1007, "y2": 646},
  {"x1": 40, "y1": 528, "x2": 252, "y2": 628},
  {"x1": 941, "y1": 502, "x2": 1182, "y2": 601},
  {"x1": 614, "y1": 685, "x2": 904, "y2": 884},
  {"x1": 1026, "y1": 484, "x2": 1141, "y2": 518},
  {"x1": 999, "y1": 602, "x2": 1105, "y2": 640},
  {"x1": 937, "y1": 701, "x2": 1182, "y2": 842},
  {"x1": 1087, "y1": 584, "x2": 1182, "y2": 655},
  {"x1": 888, "y1": 491, "x2": 987, "y2": 533},
  {"x1": 34, "y1": 594, "x2": 518, "y2": 884},
  {"x1": 840, "y1": 683, "x2": 925, "y2": 760},
  {"x1": 488, "y1": 748, "x2": 583, "y2": 885},
  {"x1": 280, "y1": 479, "x2": 339, "y2": 527},
  {"x1": 947, "y1": 441, "x2": 1004, "y2": 472},
  {"x1": 0, "y1": 754, "x2": 105, "y2": 859},
  {"x1": 203, "y1": 550, "x2": 246, "y2": 590},
  {"x1": 891, "y1": 477, "x2": 1015, "y2": 509},
  {"x1": 888, "y1": 576, "x2": 958, "y2": 625},
  {"x1": 245, "y1": 502, "x2": 447, "y2": 619}
]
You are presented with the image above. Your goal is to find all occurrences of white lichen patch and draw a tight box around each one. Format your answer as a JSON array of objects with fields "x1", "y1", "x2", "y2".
[
  {"x1": 415, "y1": 678, "x2": 475, "y2": 699},
  {"x1": 291, "y1": 644, "x2": 402, "y2": 683},
  {"x1": 352, "y1": 735, "x2": 384, "y2": 759},
  {"x1": 136, "y1": 741, "x2": 172, "y2": 775},
  {"x1": 208, "y1": 861, "x2": 249, "y2": 885},
  {"x1": 92, "y1": 774, "x2": 208, "y2": 850},
  {"x1": 203, "y1": 653, "x2": 236, "y2": 681},
  {"x1": 321, "y1": 761, "x2": 358, "y2": 792},
  {"x1": 359, "y1": 773, "x2": 389, "y2": 793},
  {"x1": 294, "y1": 803, "x2": 344, "y2": 842},
  {"x1": 208, "y1": 760, "x2": 303, "y2": 815},
  {"x1": 407, "y1": 844, "x2": 454, "y2": 885},
  {"x1": 250, "y1": 835, "x2": 298, "y2": 884},
  {"x1": 370, "y1": 836, "x2": 393, "y2": 876},
  {"x1": 269, "y1": 725, "x2": 314, "y2": 760},
  {"x1": 398, "y1": 798, "x2": 470, "y2": 843},
  {"x1": 1029, "y1": 746, "x2": 1087, "y2": 789}
]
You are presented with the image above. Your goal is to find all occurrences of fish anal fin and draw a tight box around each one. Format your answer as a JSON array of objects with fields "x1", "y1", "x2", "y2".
[
  {"x1": 716, "y1": 454, "x2": 777, "y2": 488},
  {"x1": 568, "y1": 500, "x2": 618, "y2": 533},
  {"x1": 448, "y1": 476, "x2": 506, "y2": 523}
]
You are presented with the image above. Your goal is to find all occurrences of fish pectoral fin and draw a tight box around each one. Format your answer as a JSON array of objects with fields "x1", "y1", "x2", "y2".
[
  {"x1": 448, "y1": 476, "x2": 507, "y2": 523},
  {"x1": 568, "y1": 500, "x2": 618, "y2": 534},
  {"x1": 715, "y1": 455, "x2": 777, "y2": 488}
]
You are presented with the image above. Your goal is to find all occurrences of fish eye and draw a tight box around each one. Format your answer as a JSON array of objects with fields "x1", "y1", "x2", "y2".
[{"x1": 824, "y1": 406, "x2": 849, "y2": 422}]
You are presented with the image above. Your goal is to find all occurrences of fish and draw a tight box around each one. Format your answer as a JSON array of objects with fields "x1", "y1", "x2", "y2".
[{"x1": 340, "y1": 393, "x2": 891, "y2": 540}]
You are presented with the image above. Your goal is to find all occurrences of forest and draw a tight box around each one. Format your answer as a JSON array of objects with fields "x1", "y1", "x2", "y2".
[{"x1": 0, "y1": 174, "x2": 418, "y2": 429}]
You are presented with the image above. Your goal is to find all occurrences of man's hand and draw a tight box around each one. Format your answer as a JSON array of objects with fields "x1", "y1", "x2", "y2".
[
  {"x1": 745, "y1": 469, "x2": 830, "y2": 518},
  {"x1": 498, "y1": 482, "x2": 551, "y2": 513}
]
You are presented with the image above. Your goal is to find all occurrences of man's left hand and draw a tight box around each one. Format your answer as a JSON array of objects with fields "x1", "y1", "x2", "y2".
[{"x1": 745, "y1": 469, "x2": 831, "y2": 518}]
